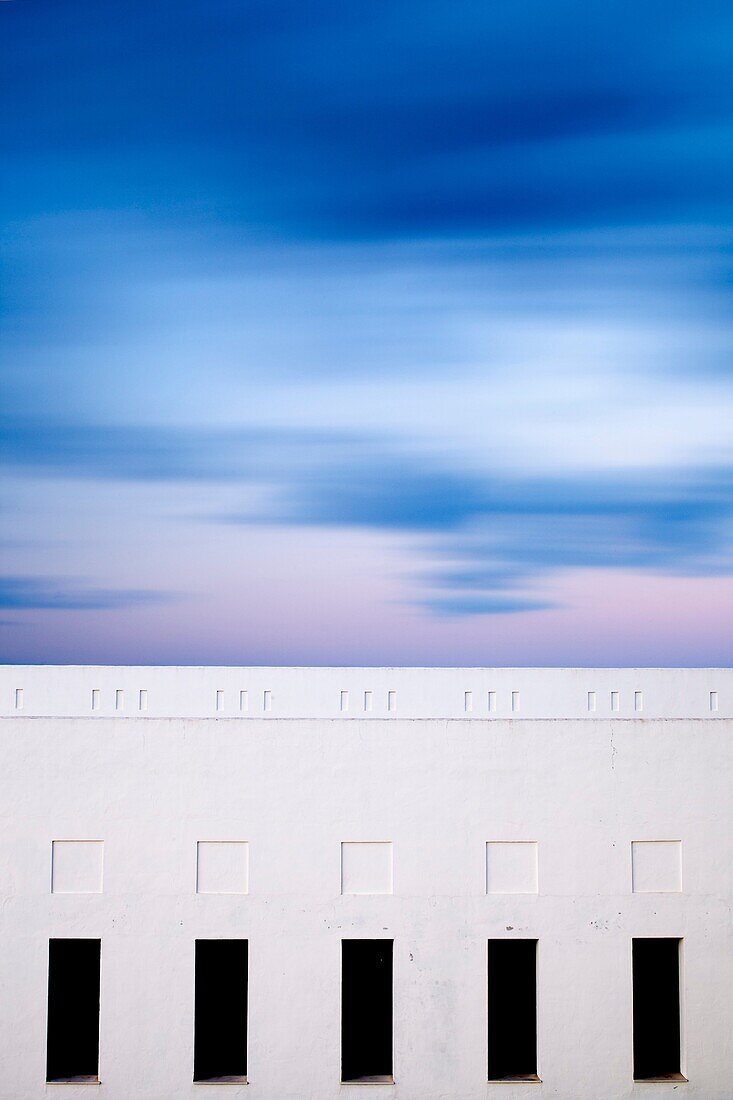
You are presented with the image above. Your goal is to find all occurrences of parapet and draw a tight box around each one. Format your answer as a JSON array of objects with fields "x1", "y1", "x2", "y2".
[{"x1": 0, "y1": 665, "x2": 729, "y2": 720}]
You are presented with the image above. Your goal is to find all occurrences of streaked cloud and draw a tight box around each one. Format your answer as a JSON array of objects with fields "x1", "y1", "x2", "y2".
[
  {"x1": 4, "y1": 2, "x2": 732, "y2": 234},
  {"x1": 4, "y1": 417, "x2": 733, "y2": 615},
  {"x1": 0, "y1": 576, "x2": 172, "y2": 612}
]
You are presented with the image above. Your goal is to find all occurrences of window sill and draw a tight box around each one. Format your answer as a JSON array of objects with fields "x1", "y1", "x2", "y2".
[
  {"x1": 194, "y1": 1077, "x2": 248, "y2": 1085},
  {"x1": 634, "y1": 1074, "x2": 687, "y2": 1083},
  {"x1": 47, "y1": 1078, "x2": 100, "y2": 1085},
  {"x1": 341, "y1": 1076, "x2": 395, "y2": 1085},
  {"x1": 488, "y1": 1075, "x2": 542, "y2": 1083}
]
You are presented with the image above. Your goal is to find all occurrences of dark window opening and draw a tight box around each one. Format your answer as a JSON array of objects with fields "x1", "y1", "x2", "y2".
[
  {"x1": 194, "y1": 940, "x2": 248, "y2": 1082},
  {"x1": 487, "y1": 939, "x2": 538, "y2": 1082},
  {"x1": 633, "y1": 938, "x2": 684, "y2": 1081},
  {"x1": 46, "y1": 939, "x2": 100, "y2": 1083},
  {"x1": 341, "y1": 939, "x2": 393, "y2": 1083}
]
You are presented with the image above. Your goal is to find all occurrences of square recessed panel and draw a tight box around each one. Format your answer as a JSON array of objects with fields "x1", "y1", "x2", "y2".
[
  {"x1": 197, "y1": 842, "x2": 249, "y2": 894},
  {"x1": 632, "y1": 841, "x2": 682, "y2": 893},
  {"x1": 486, "y1": 842, "x2": 538, "y2": 894},
  {"x1": 341, "y1": 842, "x2": 393, "y2": 895},
  {"x1": 51, "y1": 841, "x2": 104, "y2": 894}
]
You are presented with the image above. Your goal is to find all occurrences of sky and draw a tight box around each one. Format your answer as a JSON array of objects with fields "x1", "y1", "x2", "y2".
[{"x1": 2, "y1": 0, "x2": 733, "y2": 666}]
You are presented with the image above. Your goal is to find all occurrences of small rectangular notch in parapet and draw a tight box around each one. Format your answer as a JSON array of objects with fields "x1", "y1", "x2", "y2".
[
  {"x1": 239, "y1": 690, "x2": 248, "y2": 712},
  {"x1": 511, "y1": 690, "x2": 520, "y2": 713},
  {"x1": 364, "y1": 690, "x2": 373, "y2": 712},
  {"x1": 632, "y1": 841, "x2": 681, "y2": 893},
  {"x1": 341, "y1": 842, "x2": 393, "y2": 895},
  {"x1": 263, "y1": 690, "x2": 272, "y2": 712},
  {"x1": 635, "y1": 690, "x2": 643, "y2": 712},
  {"x1": 340, "y1": 690, "x2": 349, "y2": 712},
  {"x1": 52, "y1": 842, "x2": 104, "y2": 894},
  {"x1": 91, "y1": 689, "x2": 100, "y2": 711},
  {"x1": 387, "y1": 690, "x2": 396, "y2": 712},
  {"x1": 486, "y1": 842, "x2": 538, "y2": 894},
  {"x1": 14, "y1": 687, "x2": 24, "y2": 710},
  {"x1": 464, "y1": 691, "x2": 473, "y2": 713},
  {"x1": 216, "y1": 690, "x2": 224, "y2": 712},
  {"x1": 587, "y1": 690, "x2": 596, "y2": 712},
  {"x1": 488, "y1": 690, "x2": 496, "y2": 712},
  {"x1": 115, "y1": 689, "x2": 124, "y2": 711},
  {"x1": 139, "y1": 689, "x2": 148, "y2": 711},
  {"x1": 197, "y1": 841, "x2": 249, "y2": 895},
  {"x1": 611, "y1": 690, "x2": 620, "y2": 712},
  {"x1": 710, "y1": 690, "x2": 718, "y2": 712}
]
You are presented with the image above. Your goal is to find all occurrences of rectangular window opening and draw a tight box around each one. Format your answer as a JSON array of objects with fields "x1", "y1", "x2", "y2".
[
  {"x1": 115, "y1": 689, "x2": 124, "y2": 711},
  {"x1": 487, "y1": 939, "x2": 538, "y2": 1082},
  {"x1": 215, "y1": 689, "x2": 224, "y2": 712},
  {"x1": 91, "y1": 689, "x2": 100, "y2": 711},
  {"x1": 341, "y1": 690, "x2": 349, "y2": 712},
  {"x1": 511, "y1": 690, "x2": 520, "y2": 713},
  {"x1": 239, "y1": 689, "x2": 248, "y2": 712},
  {"x1": 194, "y1": 940, "x2": 248, "y2": 1083},
  {"x1": 342, "y1": 940, "x2": 393, "y2": 1084},
  {"x1": 611, "y1": 690, "x2": 620, "y2": 712},
  {"x1": 139, "y1": 689, "x2": 148, "y2": 711},
  {"x1": 464, "y1": 690, "x2": 473, "y2": 713},
  {"x1": 633, "y1": 938, "x2": 684, "y2": 1082},
  {"x1": 488, "y1": 690, "x2": 496, "y2": 713},
  {"x1": 387, "y1": 690, "x2": 396, "y2": 712},
  {"x1": 14, "y1": 687, "x2": 24, "y2": 710},
  {"x1": 587, "y1": 690, "x2": 596, "y2": 712},
  {"x1": 709, "y1": 690, "x2": 718, "y2": 712},
  {"x1": 46, "y1": 939, "x2": 100, "y2": 1083}
]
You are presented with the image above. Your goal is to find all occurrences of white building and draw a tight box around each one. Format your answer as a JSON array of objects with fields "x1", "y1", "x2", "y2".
[{"x1": 0, "y1": 666, "x2": 731, "y2": 1100}]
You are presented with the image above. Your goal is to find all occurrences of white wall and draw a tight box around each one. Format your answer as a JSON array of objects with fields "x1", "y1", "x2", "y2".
[{"x1": 0, "y1": 666, "x2": 731, "y2": 1100}]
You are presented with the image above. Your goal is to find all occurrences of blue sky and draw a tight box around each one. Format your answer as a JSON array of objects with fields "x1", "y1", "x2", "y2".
[{"x1": 2, "y1": 0, "x2": 733, "y2": 664}]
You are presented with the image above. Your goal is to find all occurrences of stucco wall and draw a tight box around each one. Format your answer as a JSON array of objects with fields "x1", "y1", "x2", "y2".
[{"x1": 0, "y1": 667, "x2": 731, "y2": 1099}]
